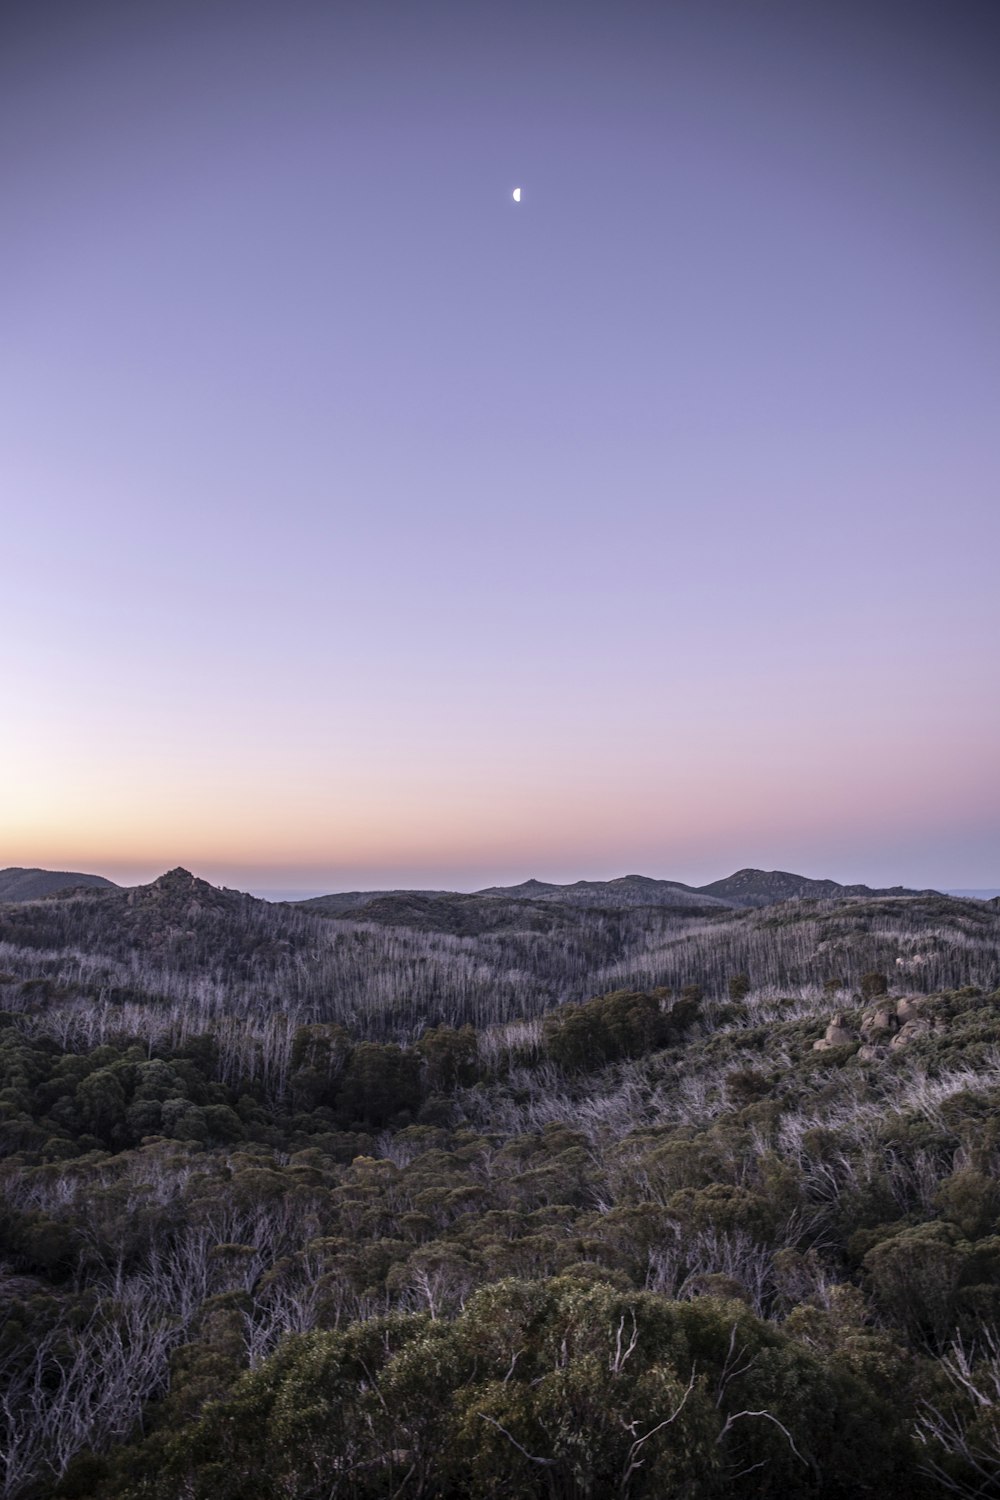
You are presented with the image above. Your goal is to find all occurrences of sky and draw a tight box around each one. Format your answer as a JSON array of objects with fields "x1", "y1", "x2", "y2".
[{"x1": 2, "y1": 0, "x2": 998, "y2": 897}]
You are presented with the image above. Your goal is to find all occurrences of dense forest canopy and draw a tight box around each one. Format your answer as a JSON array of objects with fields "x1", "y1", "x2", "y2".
[{"x1": 1, "y1": 870, "x2": 999, "y2": 1497}]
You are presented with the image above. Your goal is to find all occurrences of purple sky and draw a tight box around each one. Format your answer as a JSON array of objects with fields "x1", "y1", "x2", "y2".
[{"x1": 2, "y1": 0, "x2": 998, "y2": 896}]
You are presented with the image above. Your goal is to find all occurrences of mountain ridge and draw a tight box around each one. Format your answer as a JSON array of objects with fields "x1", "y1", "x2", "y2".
[
  {"x1": 300, "y1": 866, "x2": 939, "y2": 916},
  {"x1": 0, "y1": 864, "x2": 942, "y2": 912}
]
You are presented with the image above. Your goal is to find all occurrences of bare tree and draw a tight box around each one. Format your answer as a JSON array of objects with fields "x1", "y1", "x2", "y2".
[{"x1": 917, "y1": 1329, "x2": 1000, "y2": 1498}]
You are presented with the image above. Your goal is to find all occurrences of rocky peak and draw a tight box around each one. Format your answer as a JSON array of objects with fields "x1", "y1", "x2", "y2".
[
  {"x1": 153, "y1": 867, "x2": 200, "y2": 891},
  {"x1": 125, "y1": 868, "x2": 234, "y2": 914}
]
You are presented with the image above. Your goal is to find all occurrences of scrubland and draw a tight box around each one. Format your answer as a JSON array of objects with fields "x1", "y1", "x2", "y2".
[{"x1": 1, "y1": 873, "x2": 999, "y2": 1497}]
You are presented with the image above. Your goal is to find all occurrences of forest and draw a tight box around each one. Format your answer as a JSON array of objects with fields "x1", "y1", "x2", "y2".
[{"x1": 1, "y1": 869, "x2": 999, "y2": 1497}]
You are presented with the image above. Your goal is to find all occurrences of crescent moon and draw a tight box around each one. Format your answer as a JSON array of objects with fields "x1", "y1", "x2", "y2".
[{"x1": 512, "y1": 188, "x2": 521, "y2": 203}]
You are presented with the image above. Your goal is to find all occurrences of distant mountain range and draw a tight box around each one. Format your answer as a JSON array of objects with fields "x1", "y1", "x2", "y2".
[
  {"x1": 300, "y1": 874, "x2": 725, "y2": 919},
  {"x1": 473, "y1": 875, "x2": 726, "y2": 910},
  {"x1": 0, "y1": 864, "x2": 942, "y2": 913},
  {"x1": 295, "y1": 866, "x2": 939, "y2": 918}
]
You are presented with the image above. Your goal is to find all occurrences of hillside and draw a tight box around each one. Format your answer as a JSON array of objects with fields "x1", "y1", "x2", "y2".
[
  {"x1": 0, "y1": 866, "x2": 118, "y2": 901},
  {"x1": 300, "y1": 890, "x2": 590, "y2": 936},
  {"x1": 306, "y1": 885, "x2": 726, "y2": 933},
  {"x1": 0, "y1": 871, "x2": 998, "y2": 1498},
  {"x1": 1, "y1": 871, "x2": 996, "y2": 1052},
  {"x1": 296, "y1": 886, "x2": 456, "y2": 916}
]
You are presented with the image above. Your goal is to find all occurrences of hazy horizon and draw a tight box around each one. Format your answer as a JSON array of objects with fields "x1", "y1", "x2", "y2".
[{"x1": 3, "y1": 0, "x2": 998, "y2": 887}]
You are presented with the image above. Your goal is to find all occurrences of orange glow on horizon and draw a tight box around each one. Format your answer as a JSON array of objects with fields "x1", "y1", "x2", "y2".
[{"x1": 4, "y1": 655, "x2": 998, "y2": 888}]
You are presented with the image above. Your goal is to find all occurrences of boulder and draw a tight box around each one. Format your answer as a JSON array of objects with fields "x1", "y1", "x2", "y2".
[
  {"x1": 813, "y1": 1014, "x2": 858, "y2": 1051},
  {"x1": 890, "y1": 1017, "x2": 932, "y2": 1050},
  {"x1": 860, "y1": 1006, "x2": 897, "y2": 1039},
  {"x1": 895, "y1": 995, "x2": 927, "y2": 1023}
]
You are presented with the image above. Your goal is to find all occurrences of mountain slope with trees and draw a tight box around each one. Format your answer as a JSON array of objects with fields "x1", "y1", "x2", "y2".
[{"x1": 0, "y1": 870, "x2": 997, "y2": 1497}]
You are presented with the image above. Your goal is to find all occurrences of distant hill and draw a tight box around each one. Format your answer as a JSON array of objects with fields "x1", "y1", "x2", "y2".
[
  {"x1": 96, "y1": 866, "x2": 269, "y2": 948},
  {"x1": 473, "y1": 874, "x2": 730, "y2": 911},
  {"x1": 697, "y1": 867, "x2": 937, "y2": 908},
  {"x1": 297, "y1": 888, "x2": 455, "y2": 917},
  {"x1": 0, "y1": 866, "x2": 118, "y2": 902}
]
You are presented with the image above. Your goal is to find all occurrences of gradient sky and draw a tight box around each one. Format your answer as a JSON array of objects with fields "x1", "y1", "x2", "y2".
[{"x1": 2, "y1": 0, "x2": 998, "y2": 896}]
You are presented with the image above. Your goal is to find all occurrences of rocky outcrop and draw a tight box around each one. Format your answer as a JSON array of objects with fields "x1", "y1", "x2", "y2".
[
  {"x1": 890, "y1": 1017, "x2": 934, "y2": 1050},
  {"x1": 815, "y1": 995, "x2": 942, "y2": 1056},
  {"x1": 813, "y1": 1014, "x2": 858, "y2": 1051}
]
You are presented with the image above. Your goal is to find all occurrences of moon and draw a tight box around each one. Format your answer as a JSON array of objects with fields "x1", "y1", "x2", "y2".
[{"x1": 512, "y1": 187, "x2": 521, "y2": 203}]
